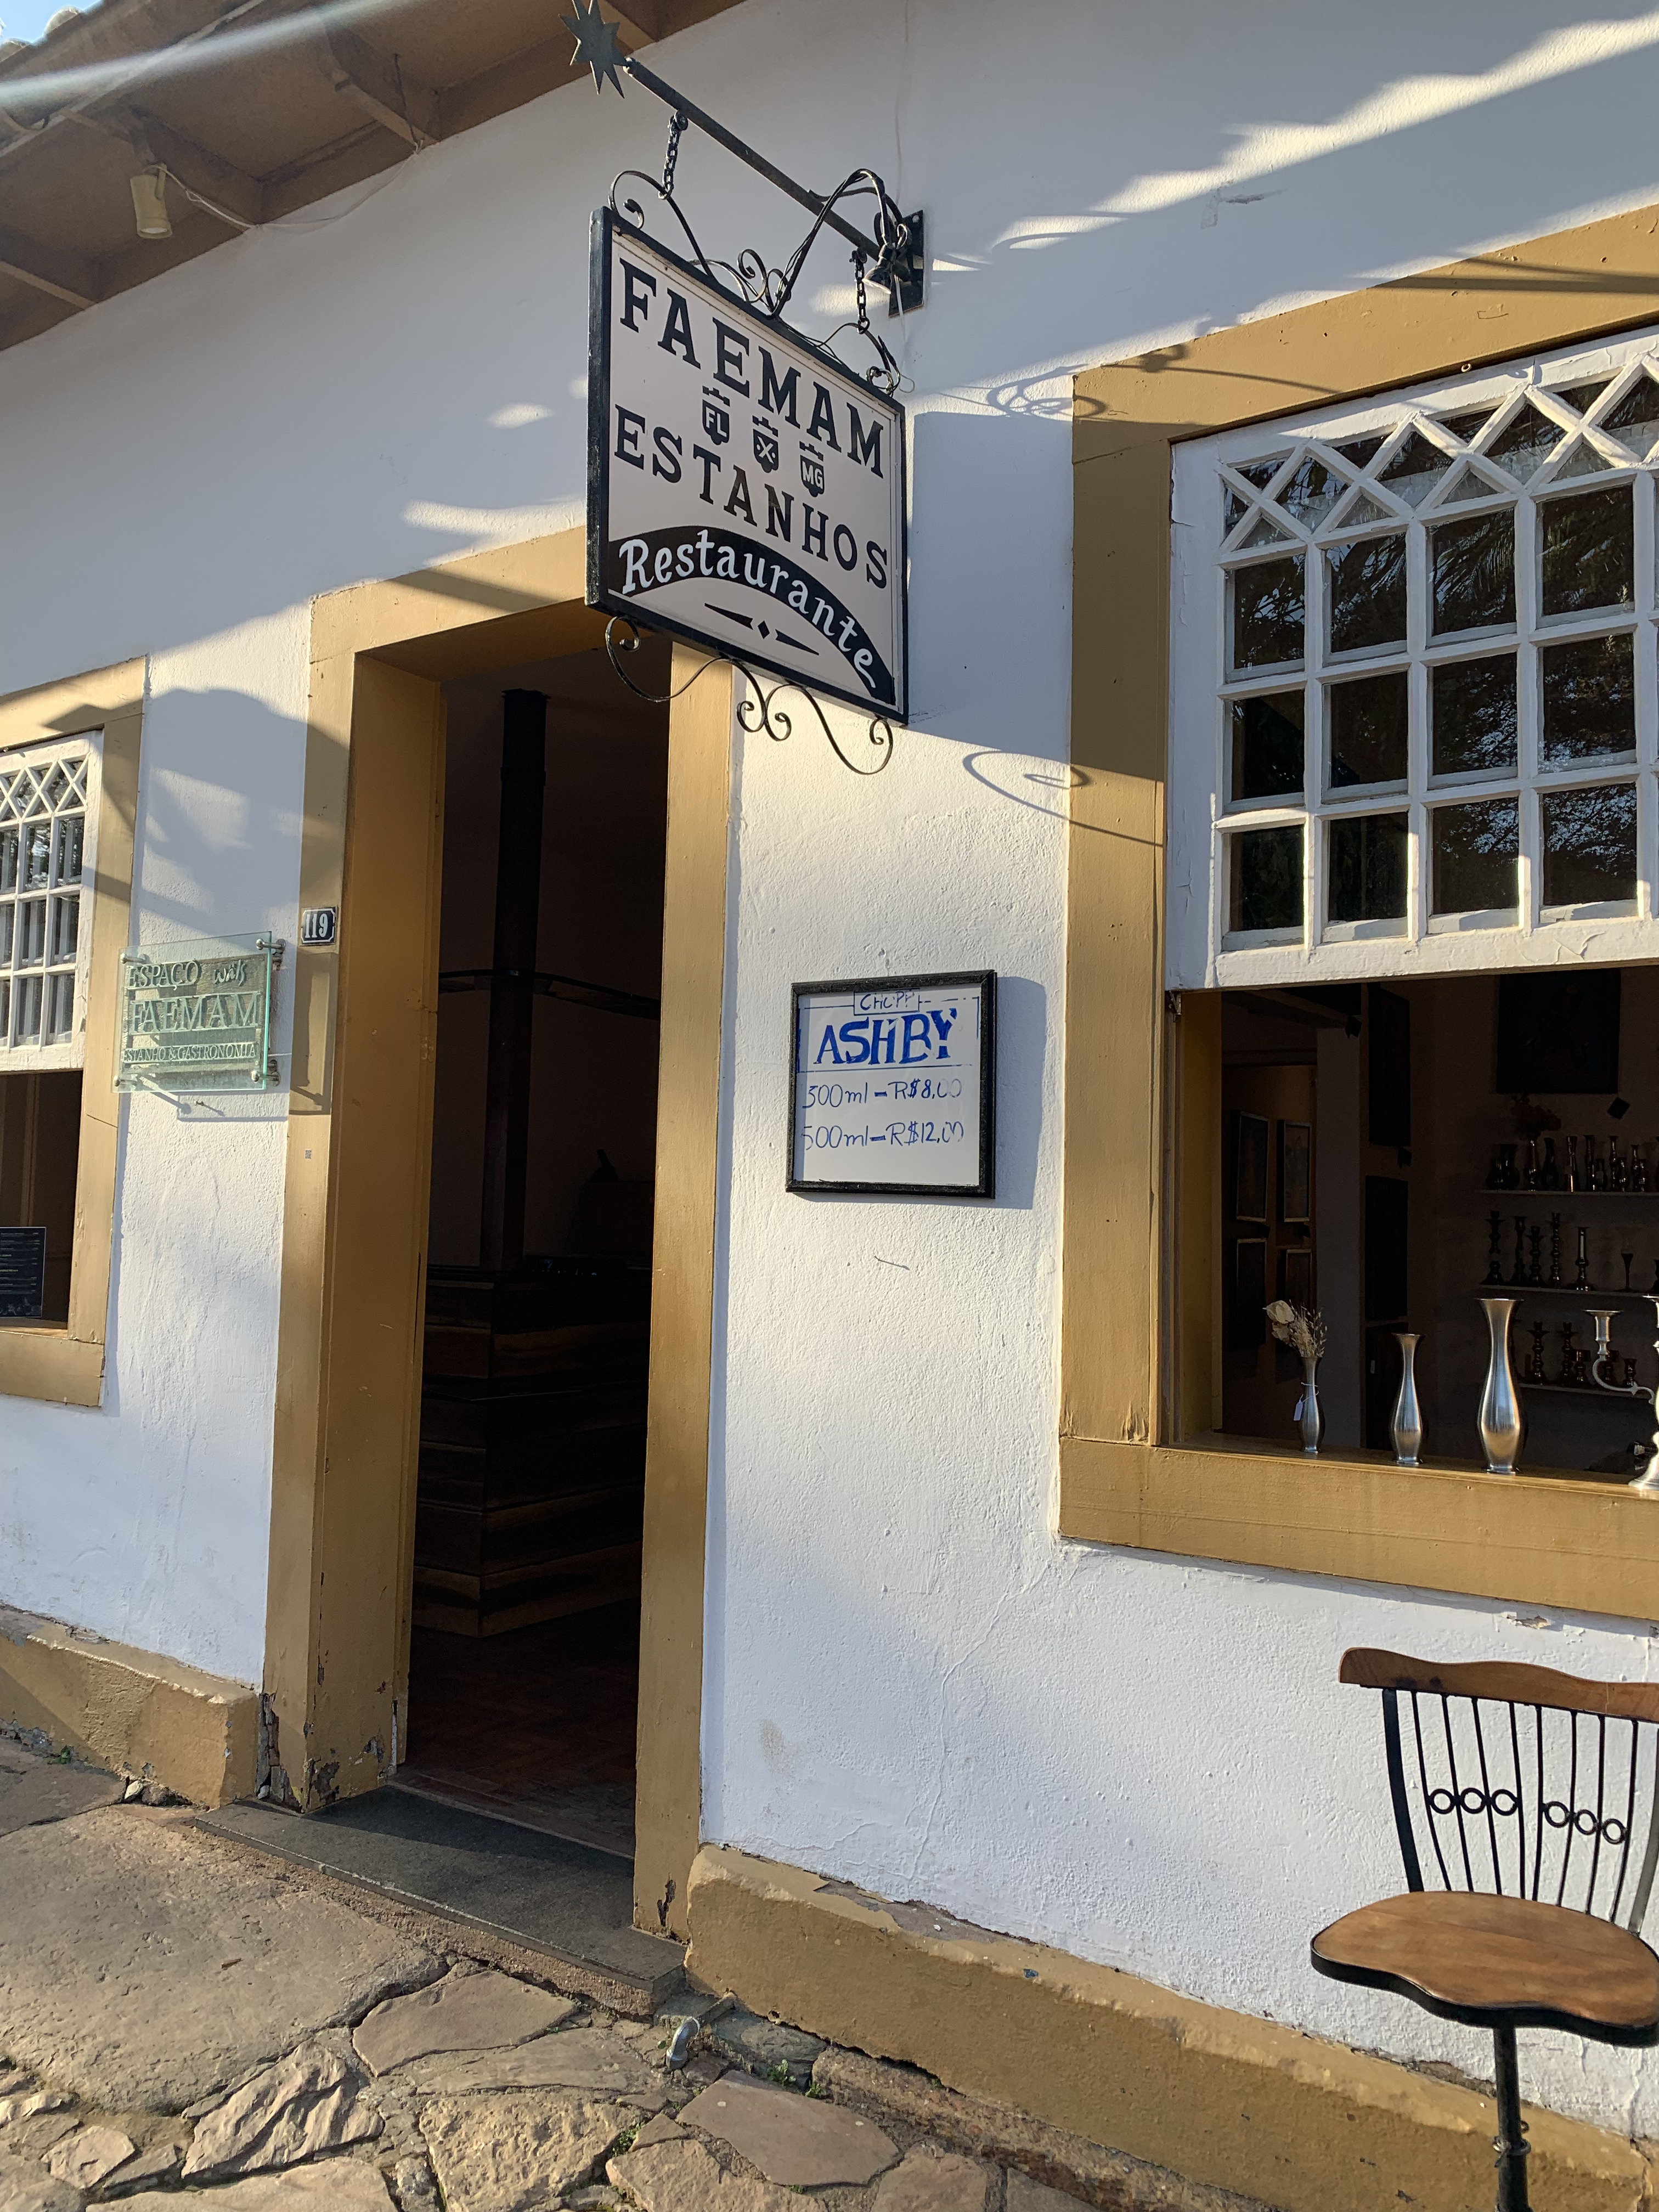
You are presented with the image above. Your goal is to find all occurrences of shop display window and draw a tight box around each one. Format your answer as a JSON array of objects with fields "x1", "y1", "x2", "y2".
[
  {"x1": 1217, "y1": 967, "x2": 1659, "y2": 1476},
  {"x1": 1172, "y1": 330, "x2": 1659, "y2": 1479}
]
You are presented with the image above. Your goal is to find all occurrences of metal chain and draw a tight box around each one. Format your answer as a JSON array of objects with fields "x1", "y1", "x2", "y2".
[
  {"x1": 854, "y1": 251, "x2": 870, "y2": 337},
  {"x1": 661, "y1": 110, "x2": 686, "y2": 198}
]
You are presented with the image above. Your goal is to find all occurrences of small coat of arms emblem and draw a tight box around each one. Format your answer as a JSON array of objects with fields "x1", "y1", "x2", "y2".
[
  {"x1": 752, "y1": 416, "x2": 780, "y2": 473},
  {"x1": 701, "y1": 387, "x2": 731, "y2": 446},
  {"x1": 799, "y1": 442, "x2": 826, "y2": 498}
]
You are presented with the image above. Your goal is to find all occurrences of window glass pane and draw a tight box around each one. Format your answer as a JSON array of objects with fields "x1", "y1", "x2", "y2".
[
  {"x1": 1553, "y1": 377, "x2": 1613, "y2": 415},
  {"x1": 1541, "y1": 633, "x2": 1635, "y2": 765},
  {"x1": 1328, "y1": 670, "x2": 1408, "y2": 789},
  {"x1": 0, "y1": 828, "x2": 15, "y2": 893},
  {"x1": 1274, "y1": 454, "x2": 1346, "y2": 529},
  {"x1": 22, "y1": 823, "x2": 50, "y2": 889},
  {"x1": 1334, "y1": 433, "x2": 1385, "y2": 471},
  {"x1": 1328, "y1": 812, "x2": 1408, "y2": 923},
  {"x1": 1539, "y1": 486, "x2": 1633, "y2": 617},
  {"x1": 44, "y1": 971, "x2": 75, "y2": 1041},
  {"x1": 0, "y1": 906, "x2": 11, "y2": 964},
  {"x1": 1603, "y1": 371, "x2": 1659, "y2": 459},
  {"x1": 0, "y1": 978, "x2": 8, "y2": 1043},
  {"x1": 49, "y1": 894, "x2": 77, "y2": 966},
  {"x1": 1223, "y1": 484, "x2": 1248, "y2": 537},
  {"x1": 1327, "y1": 534, "x2": 1406, "y2": 654},
  {"x1": 1541, "y1": 783, "x2": 1638, "y2": 907},
  {"x1": 1237, "y1": 455, "x2": 1286, "y2": 492},
  {"x1": 1432, "y1": 798, "x2": 1518, "y2": 915},
  {"x1": 52, "y1": 814, "x2": 83, "y2": 885},
  {"x1": 1437, "y1": 406, "x2": 1497, "y2": 447},
  {"x1": 1379, "y1": 429, "x2": 1450, "y2": 506},
  {"x1": 1229, "y1": 826, "x2": 1302, "y2": 934},
  {"x1": 1239, "y1": 514, "x2": 1291, "y2": 550},
  {"x1": 13, "y1": 975, "x2": 41, "y2": 1041},
  {"x1": 16, "y1": 900, "x2": 45, "y2": 966},
  {"x1": 1430, "y1": 511, "x2": 1516, "y2": 635},
  {"x1": 1487, "y1": 404, "x2": 1561, "y2": 482},
  {"x1": 1229, "y1": 691, "x2": 1304, "y2": 804},
  {"x1": 1431, "y1": 654, "x2": 1517, "y2": 776},
  {"x1": 1230, "y1": 557, "x2": 1304, "y2": 670}
]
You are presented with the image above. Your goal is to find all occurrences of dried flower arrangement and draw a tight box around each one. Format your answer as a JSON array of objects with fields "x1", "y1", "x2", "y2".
[
  {"x1": 1509, "y1": 1093, "x2": 1561, "y2": 1139},
  {"x1": 1265, "y1": 1300, "x2": 1328, "y2": 1362}
]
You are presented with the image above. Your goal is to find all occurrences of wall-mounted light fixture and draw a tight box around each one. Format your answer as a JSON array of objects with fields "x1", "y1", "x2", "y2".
[
  {"x1": 129, "y1": 165, "x2": 172, "y2": 240},
  {"x1": 129, "y1": 161, "x2": 255, "y2": 241}
]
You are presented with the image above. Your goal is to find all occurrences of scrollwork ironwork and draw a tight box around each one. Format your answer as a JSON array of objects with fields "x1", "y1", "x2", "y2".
[
  {"x1": 609, "y1": 149, "x2": 908, "y2": 396},
  {"x1": 604, "y1": 617, "x2": 893, "y2": 776}
]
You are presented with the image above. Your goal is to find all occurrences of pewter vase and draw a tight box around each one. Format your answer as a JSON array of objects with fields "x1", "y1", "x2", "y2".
[
  {"x1": 1477, "y1": 1296, "x2": 1523, "y2": 1475},
  {"x1": 1391, "y1": 1332, "x2": 1423, "y2": 1467},
  {"x1": 1299, "y1": 1355, "x2": 1323, "y2": 1455}
]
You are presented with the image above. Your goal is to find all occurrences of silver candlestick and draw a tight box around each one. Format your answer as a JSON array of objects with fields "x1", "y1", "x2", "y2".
[{"x1": 1584, "y1": 1296, "x2": 1659, "y2": 1494}]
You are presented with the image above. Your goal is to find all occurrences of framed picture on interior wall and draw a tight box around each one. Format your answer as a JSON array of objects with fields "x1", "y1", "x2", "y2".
[
  {"x1": 1233, "y1": 1111, "x2": 1269, "y2": 1223},
  {"x1": 1231, "y1": 1238, "x2": 1267, "y2": 1348},
  {"x1": 1495, "y1": 970, "x2": 1621, "y2": 1094},
  {"x1": 1280, "y1": 1245, "x2": 1313, "y2": 1308},
  {"x1": 1279, "y1": 1120, "x2": 1312, "y2": 1226}
]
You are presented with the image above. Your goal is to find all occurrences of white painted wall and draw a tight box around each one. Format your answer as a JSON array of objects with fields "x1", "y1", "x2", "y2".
[{"x1": 8, "y1": 0, "x2": 1659, "y2": 2128}]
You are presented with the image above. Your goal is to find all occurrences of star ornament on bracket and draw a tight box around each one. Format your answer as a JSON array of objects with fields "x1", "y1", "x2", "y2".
[{"x1": 563, "y1": 0, "x2": 629, "y2": 95}]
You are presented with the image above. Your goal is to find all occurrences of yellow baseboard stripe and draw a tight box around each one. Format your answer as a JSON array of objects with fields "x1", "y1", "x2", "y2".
[
  {"x1": 0, "y1": 1605, "x2": 257, "y2": 1808},
  {"x1": 685, "y1": 1844, "x2": 1654, "y2": 2212}
]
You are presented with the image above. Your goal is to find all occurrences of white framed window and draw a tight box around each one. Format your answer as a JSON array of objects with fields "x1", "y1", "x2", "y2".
[
  {"x1": 1167, "y1": 329, "x2": 1659, "y2": 988},
  {"x1": 0, "y1": 733, "x2": 101, "y2": 1070}
]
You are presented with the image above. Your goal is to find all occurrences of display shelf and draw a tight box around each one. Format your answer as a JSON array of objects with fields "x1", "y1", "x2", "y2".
[
  {"x1": 1476, "y1": 1187, "x2": 1659, "y2": 1198},
  {"x1": 1472, "y1": 1282, "x2": 1657, "y2": 1300},
  {"x1": 1517, "y1": 1380, "x2": 1649, "y2": 1401}
]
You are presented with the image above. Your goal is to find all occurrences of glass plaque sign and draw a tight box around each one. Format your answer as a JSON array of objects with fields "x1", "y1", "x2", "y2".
[
  {"x1": 789, "y1": 971, "x2": 996, "y2": 1197},
  {"x1": 114, "y1": 934, "x2": 281, "y2": 1092}
]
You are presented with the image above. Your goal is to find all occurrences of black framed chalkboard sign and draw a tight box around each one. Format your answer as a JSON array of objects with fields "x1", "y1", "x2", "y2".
[{"x1": 788, "y1": 972, "x2": 996, "y2": 1198}]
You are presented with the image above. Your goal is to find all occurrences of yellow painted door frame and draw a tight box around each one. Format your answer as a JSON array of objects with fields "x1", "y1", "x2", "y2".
[{"x1": 263, "y1": 529, "x2": 731, "y2": 1938}]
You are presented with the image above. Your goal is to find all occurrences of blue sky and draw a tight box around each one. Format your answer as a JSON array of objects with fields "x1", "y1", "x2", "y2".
[{"x1": 2, "y1": 1, "x2": 67, "y2": 41}]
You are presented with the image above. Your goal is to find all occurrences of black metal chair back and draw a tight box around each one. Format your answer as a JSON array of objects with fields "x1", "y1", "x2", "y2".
[{"x1": 1343, "y1": 1649, "x2": 1659, "y2": 1933}]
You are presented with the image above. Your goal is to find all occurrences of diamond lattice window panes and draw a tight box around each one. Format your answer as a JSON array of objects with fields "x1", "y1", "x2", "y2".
[
  {"x1": 1166, "y1": 332, "x2": 1659, "y2": 989},
  {"x1": 0, "y1": 736, "x2": 100, "y2": 1070}
]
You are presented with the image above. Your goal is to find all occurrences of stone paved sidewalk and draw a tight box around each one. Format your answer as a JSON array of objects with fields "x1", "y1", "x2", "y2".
[{"x1": 0, "y1": 1742, "x2": 1271, "y2": 2212}]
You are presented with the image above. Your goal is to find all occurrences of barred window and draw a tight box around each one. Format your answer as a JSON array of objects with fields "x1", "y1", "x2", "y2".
[
  {"x1": 0, "y1": 738, "x2": 98, "y2": 1068},
  {"x1": 1167, "y1": 334, "x2": 1659, "y2": 989}
]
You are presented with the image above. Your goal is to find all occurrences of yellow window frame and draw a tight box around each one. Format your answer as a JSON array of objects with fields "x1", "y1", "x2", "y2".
[
  {"x1": 0, "y1": 661, "x2": 142, "y2": 1408},
  {"x1": 1061, "y1": 206, "x2": 1659, "y2": 1618}
]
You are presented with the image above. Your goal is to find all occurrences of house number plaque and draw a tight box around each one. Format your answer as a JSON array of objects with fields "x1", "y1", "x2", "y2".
[
  {"x1": 114, "y1": 934, "x2": 282, "y2": 1093},
  {"x1": 789, "y1": 971, "x2": 996, "y2": 1198}
]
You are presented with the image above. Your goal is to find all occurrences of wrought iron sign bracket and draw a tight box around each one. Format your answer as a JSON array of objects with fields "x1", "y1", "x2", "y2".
[
  {"x1": 570, "y1": 0, "x2": 910, "y2": 772},
  {"x1": 562, "y1": 0, "x2": 924, "y2": 320},
  {"x1": 602, "y1": 616, "x2": 894, "y2": 777}
]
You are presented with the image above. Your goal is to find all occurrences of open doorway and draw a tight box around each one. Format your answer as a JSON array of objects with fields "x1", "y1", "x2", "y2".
[{"x1": 396, "y1": 639, "x2": 670, "y2": 1861}]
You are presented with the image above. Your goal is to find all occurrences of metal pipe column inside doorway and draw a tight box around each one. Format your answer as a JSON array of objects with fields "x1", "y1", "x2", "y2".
[{"x1": 479, "y1": 687, "x2": 547, "y2": 1270}]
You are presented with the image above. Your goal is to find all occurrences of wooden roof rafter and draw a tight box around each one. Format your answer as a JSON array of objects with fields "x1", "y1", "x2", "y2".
[{"x1": 0, "y1": 0, "x2": 742, "y2": 352}]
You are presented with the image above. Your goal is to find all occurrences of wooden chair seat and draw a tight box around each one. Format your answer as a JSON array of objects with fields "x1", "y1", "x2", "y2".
[{"x1": 1312, "y1": 1890, "x2": 1659, "y2": 2045}]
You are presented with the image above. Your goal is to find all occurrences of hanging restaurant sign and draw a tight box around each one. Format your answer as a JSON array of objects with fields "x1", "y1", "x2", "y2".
[
  {"x1": 788, "y1": 972, "x2": 996, "y2": 1199},
  {"x1": 114, "y1": 934, "x2": 282, "y2": 1093},
  {"x1": 588, "y1": 209, "x2": 908, "y2": 721}
]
